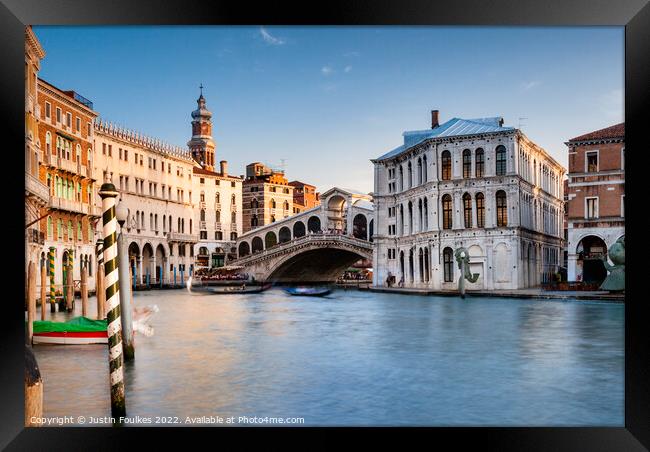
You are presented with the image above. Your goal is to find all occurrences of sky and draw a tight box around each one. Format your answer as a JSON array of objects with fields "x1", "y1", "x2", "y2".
[{"x1": 32, "y1": 26, "x2": 624, "y2": 194}]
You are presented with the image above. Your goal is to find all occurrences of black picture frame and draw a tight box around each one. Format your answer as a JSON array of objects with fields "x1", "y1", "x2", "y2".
[{"x1": 3, "y1": 0, "x2": 648, "y2": 449}]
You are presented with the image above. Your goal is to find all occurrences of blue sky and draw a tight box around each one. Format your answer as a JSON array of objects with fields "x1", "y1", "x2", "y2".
[{"x1": 33, "y1": 26, "x2": 623, "y2": 193}]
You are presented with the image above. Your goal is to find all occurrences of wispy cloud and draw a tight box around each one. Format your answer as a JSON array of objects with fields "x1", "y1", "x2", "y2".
[
  {"x1": 321, "y1": 66, "x2": 333, "y2": 76},
  {"x1": 260, "y1": 27, "x2": 285, "y2": 45},
  {"x1": 521, "y1": 80, "x2": 541, "y2": 91},
  {"x1": 344, "y1": 65, "x2": 352, "y2": 73}
]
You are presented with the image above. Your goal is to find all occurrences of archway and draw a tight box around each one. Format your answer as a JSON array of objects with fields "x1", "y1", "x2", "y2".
[
  {"x1": 252, "y1": 236, "x2": 264, "y2": 253},
  {"x1": 326, "y1": 195, "x2": 347, "y2": 231},
  {"x1": 369, "y1": 219, "x2": 374, "y2": 242},
  {"x1": 155, "y1": 244, "x2": 166, "y2": 284},
  {"x1": 238, "y1": 241, "x2": 250, "y2": 258},
  {"x1": 576, "y1": 235, "x2": 607, "y2": 284},
  {"x1": 293, "y1": 221, "x2": 306, "y2": 238},
  {"x1": 265, "y1": 231, "x2": 278, "y2": 249},
  {"x1": 128, "y1": 242, "x2": 140, "y2": 285},
  {"x1": 279, "y1": 226, "x2": 291, "y2": 243},
  {"x1": 352, "y1": 214, "x2": 368, "y2": 240},
  {"x1": 142, "y1": 243, "x2": 154, "y2": 285},
  {"x1": 307, "y1": 216, "x2": 321, "y2": 233}
]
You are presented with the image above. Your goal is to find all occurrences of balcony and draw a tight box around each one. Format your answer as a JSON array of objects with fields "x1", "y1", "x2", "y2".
[
  {"x1": 199, "y1": 201, "x2": 206, "y2": 209},
  {"x1": 230, "y1": 204, "x2": 237, "y2": 211},
  {"x1": 199, "y1": 221, "x2": 207, "y2": 230},
  {"x1": 167, "y1": 231, "x2": 199, "y2": 243},
  {"x1": 25, "y1": 173, "x2": 49, "y2": 203},
  {"x1": 215, "y1": 203, "x2": 221, "y2": 210},
  {"x1": 26, "y1": 228, "x2": 45, "y2": 245},
  {"x1": 231, "y1": 223, "x2": 238, "y2": 231},
  {"x1": 48, "y1": 196, "x2": 90, "y2": 215},
  {"x1": 215, "y1": 222, "x2": 222, "y2": 230}
]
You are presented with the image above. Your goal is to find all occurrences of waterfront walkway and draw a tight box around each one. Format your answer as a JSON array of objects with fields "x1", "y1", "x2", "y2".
[{"x1": 364, "y1": 286, "x2": 624, "y2": 302}]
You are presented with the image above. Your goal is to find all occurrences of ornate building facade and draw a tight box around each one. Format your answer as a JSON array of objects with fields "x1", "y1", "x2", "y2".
[
  {"x1": 565, "y1": 123, "x2": 625, "y2": 284},
  {"x1": 188, "y1": 89, "x2": 243, "y2": 268},
  {"x1": 242, "y1": 162, "x2": 294, "y2": 233},
  {"x1": 93, "y1": 120, "x2": 198, "y2": 286},
  {"x1": 372, "y1": 111, "x2": 565, "y2": 290},
  {"x1": 25, "y1": 26, "x2": 49, "y2": 273}
]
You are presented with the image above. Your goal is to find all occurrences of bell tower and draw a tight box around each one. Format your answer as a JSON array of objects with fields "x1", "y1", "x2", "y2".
[{"x1": 188, "y1": 84, "x2": 216, "y2": 171}]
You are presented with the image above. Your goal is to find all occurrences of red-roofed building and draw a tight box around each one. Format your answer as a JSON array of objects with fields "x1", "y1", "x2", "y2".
[
  {"x1": 565, "y1": 123, "x2": 625, "y2": 284},
  {"x1": 289, "y1": 181, "x2": 320, "y2": 214}
]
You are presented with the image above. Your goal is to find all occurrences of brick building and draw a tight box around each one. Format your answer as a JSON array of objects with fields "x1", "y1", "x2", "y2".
[
  {"x1": 565, "y1": 123, "x2": 625, "y2": 284},
  {"x1": 36, "y1": 78, "x2": 101, "y2": 291},
  {"x1": 242, "y1": 163, "x2": 293, "y2": 233},
  {"x1": 289, "y1": 180, "x2": 320, "y2": 214}
]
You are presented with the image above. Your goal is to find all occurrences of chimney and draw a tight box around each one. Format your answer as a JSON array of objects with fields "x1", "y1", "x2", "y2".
[
  {"x1": 431, "y1": 110, "x2": 439, "y2": 129},
  {"x1": 220, "y1": 160, "x2": 228, "y2": 176}
]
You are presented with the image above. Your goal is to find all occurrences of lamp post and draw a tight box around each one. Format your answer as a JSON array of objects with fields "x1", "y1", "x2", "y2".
[{"x1": 116, "y1": 201, "x2": 134, "y2": 361}]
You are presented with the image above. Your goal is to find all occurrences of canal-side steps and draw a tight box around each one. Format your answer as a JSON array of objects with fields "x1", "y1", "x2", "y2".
[{"x1": 364, "y1": 286, "x2": 624, "y2": 302}]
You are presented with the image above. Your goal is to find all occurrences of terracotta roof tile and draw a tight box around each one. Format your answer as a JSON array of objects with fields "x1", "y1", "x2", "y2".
[{"x1": 569, "y1": 123, "x2": 624, "y2": 142}]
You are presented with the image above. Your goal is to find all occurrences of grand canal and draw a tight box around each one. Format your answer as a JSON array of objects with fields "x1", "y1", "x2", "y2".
[{"x1": 32, "y1": 288, "x2": 624, "y2": 426}]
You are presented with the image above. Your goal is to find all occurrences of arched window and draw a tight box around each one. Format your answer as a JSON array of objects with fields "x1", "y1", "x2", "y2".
[
  {"x1": 476, "y1": 193, "x2": 485, "y2": 228},
  {"x1": 189, "y1": 219, "x2": 192, "y2": 234},
  {"x1": 76, "y1": 144, "x2": 81, "y2": 163},
  {"x1": 496, "y1": 190, "x2": 508, "y2": 226},
  {"x1": 424, "y1": 247, "x2": 429, "y2": 282},
  {"x1": 419, "y1": 248, "x2": 424, "y2": 282},
  {"x1": 251, "y1": 198, "x2": 258, "y2": 209},
  {"x1": 231, "y1": 211, "x2": 236, "y2": 224},
  {"x1": 45, "y1": 132, "x2": 51, "y2": 154},
  {"x1": 418, "y1": 199, "x2": 423, "y2": 232},
  {"x1": 215, "y1": 192, "x2": 220, "y2": 204},
  {"x1": 463, "y1": 192, "x2": 472, "y2": 228},
  {"x1": 443, "y1": 247, "x2": 454, "y2": 282},
  {"x1": 442, "y1": 194, "x2": 452, "y2": 229},
  {"x1": 441, "y1": 151, "x2": 452, "y2": 180},
  {"x1": 200, "y1": 209, "x2": 205, "y2": 221},
  {"x1": 417, "y1": 158, "x2": 422, "y2": 185},
  {"x1": 230, "y1": 232, "x2": 237, "y2": 240},
  {"x1": 399, "y1": 165, "x2": 404, "y2": 191},
  {"x1": 216, "y1": 210, "x2": 221, "y2": 222},
  {"x1": 407, "y1": 161, "x2": 413, "y2": 188},
  {"x1": 423, "y1": 197, "x2": 428, "y2": 231},
  {"x1": 408, "y1": 201, "x2": 413, "y2": 235},
  {"x1": 77, "y1": 221, "x2": 82, "y2": 240},
  {"x1": 462, "y1": 149, "x2": 472, "y2": 178},
  {"x1": 150, "y1": 213, "x2": 154, "y2": 230},
  {"x1": 270, "y1": 199, "x2": 276, "y2": 209},
  {"x1": 47, "y1": 216, "x2": 53, "y2": 239},
  {"x1": 408, "y1": 248, "x2": 414, "y2": 282},
  {"x1": 283, "y1": 200, "x2": 289, "y2": 211},
  {"x1": 399, "y1": 204, "x2": 404, "y2": 236},
  {"x1": 67, "y1": 220, "x2": 73, "y2": 240},
  {"x1": 57, "y1": 219, "x2": 63, "y2": 240},
  {"x1": 200, "y1": 191, "x2": 205, "y2": 202},
  {"x1": 251, "y1": 215, "x2": 258, "y2": 227},
  {"x1": 231, "y1": 194, "x2": 236, "y2": 205},
  {"x1": 496, "y1": 145, "x2": 507, "y2": 176},
  {"x1": 475, "y1": 148, "x2": 484, "y2": 177},
  {"x1": 422, "y1": 155, "x2": 427, "y2": 183}
]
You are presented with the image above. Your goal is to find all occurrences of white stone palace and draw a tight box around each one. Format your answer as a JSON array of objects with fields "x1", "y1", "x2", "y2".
[{"x1": 371, "y1": 110, "x2": 565, "y2": 290}]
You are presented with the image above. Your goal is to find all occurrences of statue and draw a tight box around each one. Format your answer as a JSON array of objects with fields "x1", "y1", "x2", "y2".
[
  {"x1": 455, "y1": 247, "x2": 479, "y2": 298},
  {"x1": 600, "y1": 236, "x2": 625, "y2": 292}
]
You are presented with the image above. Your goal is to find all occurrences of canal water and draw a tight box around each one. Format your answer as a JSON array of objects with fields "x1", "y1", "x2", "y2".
[{"x1": 32, "y1": 288, "x2": 624, "y2": 426}]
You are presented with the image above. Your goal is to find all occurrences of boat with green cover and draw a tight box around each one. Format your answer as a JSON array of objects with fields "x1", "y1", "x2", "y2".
[{"x1": 32, "y1": 317, "x2": 108, "y2": 345}]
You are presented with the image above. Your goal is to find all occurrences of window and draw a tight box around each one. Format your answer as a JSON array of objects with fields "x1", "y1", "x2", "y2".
[
  {"x1": 231, "y1": 212, "x2": 236, "y2": 224},
  {"x1": 231, "y1": 194, "x2": 236, "y2": 205},
  {"x1": 270, "y1": 199, "x2": 276, "y2": 209},
  {"x1": 66, "y1": 112, "x2": 72, "y2": 127},
  {"x1": 200, "y1": 209, "x2": 205, "y2": 221},
  {"x1": 76, "y1": 117, "x2": 80, "y2": 132},
  {"x1": 463, "y1": 193, "x2": 472, "y2": 228},
  {"x1": 87, "y1": 122, "x2": 91, "y2": 136},
  {"x1": 77, "y1": 221, "x2": 82, "y2": 240},
  {"x1": 442, "y1": 194, "x2": 453, "y2": 229},
  {"x1": 200, "y1": 178, "x2": 205, "y2": 184},
  {"x1": 496, "y1": 190, "x2": 508, "y2": 226},
  {"x1": 441, "y1": 151, "x2": 452, "y2": 180},
  {"x1": 231, "y1": 232, "x2": 238, "y2": 240},
  {"x1": 56, "y1": 107, "x2": 61, "y2": 123},
  {"x1": 108, "y1": 145, "x2": 112, "y2": 157},
  {"x1": 215, "y1": 231, "x2": 223, "y2": 240},
  {"x1": 45, "y1": 102, "x2": 51, "y2": 118},
  {"x1": 586, "y1": 197, "x2": 598, "y2": 219},
  {"x1": 45, "y1": 132, "x2": 51, "y2": 154},
  {"x1": 67, "y1": 220, "x2": 73, "y2": 240},
  {"x1": 496, "y1": 145, "x2": 506, "y2": 176},
  {"x1": 586, "y1": 151, "x2": 598, "y2": 172},
  {"x1": 407, "y1": 161, "x2": 413, "y2": 188},
  {"x1": 200, "y1": 231, "x2": 207, "y2": 240},
  {"x1": 462, "y1": 149, "x2": 472, "y2": 178},
  {"x1": 47, "y1": 216, "x2": 53, "y2": 239},
  {"x1": 57, "y1": 219, "x2": 63, "y2": 240},
  {"x1": 443, "y1": 247, "x2": 454, "y2": 282},
  {"x1": 476, "y1": 193, "x2": 485, "y2": 228}
]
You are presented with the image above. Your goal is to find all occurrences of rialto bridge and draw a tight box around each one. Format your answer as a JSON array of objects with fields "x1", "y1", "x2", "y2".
[{"x1": 232, "y1": 187, "x2": 375, "y2": 282}]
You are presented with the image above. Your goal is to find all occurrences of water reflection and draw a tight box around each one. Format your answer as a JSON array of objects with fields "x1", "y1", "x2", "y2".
[{"x1": 32, "y1": 289, "x2": 623, "y2": 426}]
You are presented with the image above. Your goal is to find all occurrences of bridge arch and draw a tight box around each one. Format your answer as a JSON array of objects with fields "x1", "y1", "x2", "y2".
[
  {"x1": 307, "y1": 216, "x2": 321, "y2": 233},
  {"x1": 252, "y1": 236, "x2": 264, "y2": 253},
  {"x1": 265, "y1": 231, "x2": 277, "y2": 249},
  {"x1": 238, "y1": 242, "x2": 250, "y2": 258},
  {"x1": 293, "y1": 221, "x2": 306, "y2": 238},
  {"x1": 352, "y1": 214, "x2": 368, "y2": 240},
  {"x1": 279, "y1": 226, "x2": 291, "y2": 244}
]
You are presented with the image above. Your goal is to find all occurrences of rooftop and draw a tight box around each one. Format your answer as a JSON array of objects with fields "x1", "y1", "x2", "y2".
[
  {"x1": 374, "y1": 116, "x2": 514, "y2": 162},
  {"x1": 568, "y1": 123, "x2": 625, "y2": 142}
]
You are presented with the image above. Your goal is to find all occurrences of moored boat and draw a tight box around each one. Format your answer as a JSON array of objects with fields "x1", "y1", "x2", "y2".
[
  {"x1": 284, "y1": 287, "x2": 331, "y2": 297},
  {"x1": 32, "y1": 317, "x2": 107, "y2": 345},
  {"x1": 187, "y1": 277, "x2": 271, "y2": 294}
]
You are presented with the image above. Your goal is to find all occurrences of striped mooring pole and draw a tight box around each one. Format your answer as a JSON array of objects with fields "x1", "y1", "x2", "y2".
[
  {"x1": 48, "y1": 247, "x2": 56, "y2": 312},
  {"x1": 99, "y1": 175, "x2": 126, "y2": 419}
]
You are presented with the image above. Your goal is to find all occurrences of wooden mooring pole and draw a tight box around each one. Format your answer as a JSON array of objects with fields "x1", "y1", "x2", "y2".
[
  {"x1": 65, "y1": 266, "x2": 74, "y2": 312},
  {"x1": 81, "y1": 267, "x2": 88, "y2": 317},
  {"x1": 96, "y1": 264, "x2": 105, "y2": 320},
  {"x1": 40, "y1": 264, "x2": 46, "y2": 321},
  {"x1": 25, "y1": 346, "x2": 43, "y2": 427}
]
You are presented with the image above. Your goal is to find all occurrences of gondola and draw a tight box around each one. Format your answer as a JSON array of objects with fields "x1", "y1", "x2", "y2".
[
  {"x1": 187, "y1": 277, "x2": 271, "y2": 294},
  {"x1": 284, "y1": 286, "x2": 331, "y2": 297}
]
